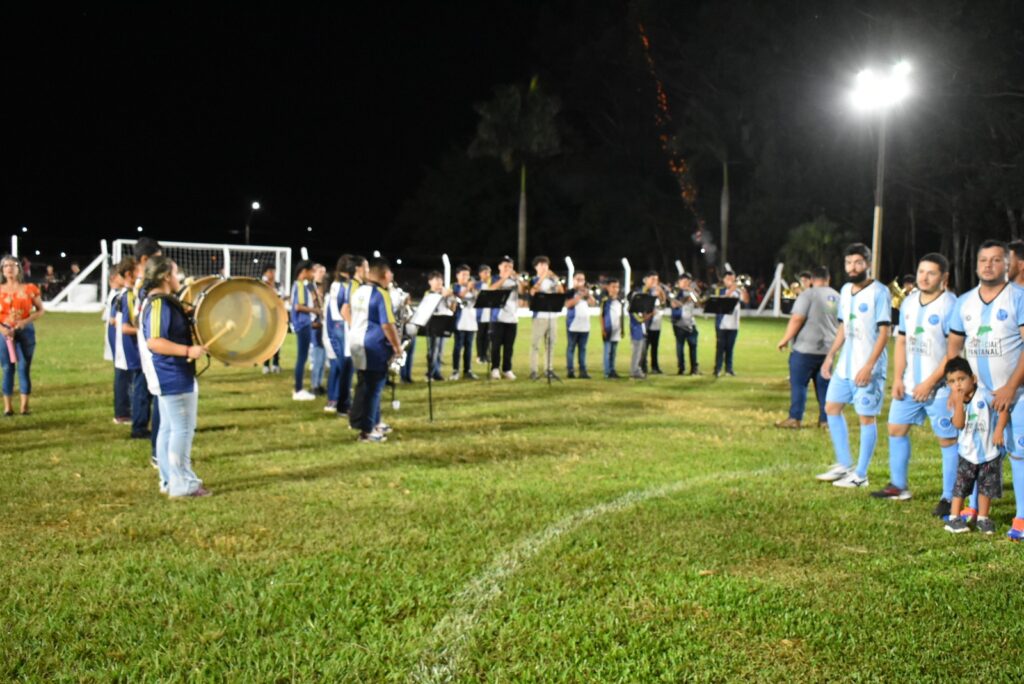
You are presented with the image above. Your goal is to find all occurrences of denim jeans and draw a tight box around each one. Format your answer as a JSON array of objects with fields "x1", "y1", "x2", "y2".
[
  {"x1": 327, "y1": 322, "x2": 345, "y2": 403},
  {"x1": 788, "y1": 351, "x2": 829, "y2": 422},
  {"x1": 293, "y1": 326, "x2": 311, "y2": 391},
  {"x1": 673, "y1": 326, "x2": 699, "y2": 373},
  {"x1": 129, "y1": 368, "x2": 152, "y2": 435},
  {"x1": 0, "y1": 324, "x2": 35, "y2": 396},
  {"x1": 566, "y1": 331, "x2": 589, "y2": 373},
  {"x1": 350, "y1": 369, "x2": 387, "y2": 433},
  {"x1": 113, "y1": 367, "x2": 131, "y2": 418},
  {"x1": 603, "y1": 340, "x2": 618, "y2": 376},
  {"x1": 452, "y1": 330, "x2": 474, "y2": 373},
  {"x1": 156, "y1": 390, "x2": 203, "y2": 497},
  {"x1": 310, "y1": 332, "x2": 326, "y2": 391},
  {"x1": 426, "y1": 336, "x2": 444, "y2": 378},
  {"x1": 714, "y1": 328, "x2": 738, "y2": 373}
]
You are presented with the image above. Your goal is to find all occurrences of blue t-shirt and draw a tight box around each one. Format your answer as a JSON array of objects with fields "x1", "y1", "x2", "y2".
[
  {"x1": 290, "y1": 279, "x2": 315, "y2": 331},
  {"x1": 118, "y1": 287, "x2": 142, "y2": 370},
  {"x1": 141, "y1": 296, "x2": 197, "y2": 396},
  {"x1": 349, "y1": 283, "x2": 396, "y2": 372}
]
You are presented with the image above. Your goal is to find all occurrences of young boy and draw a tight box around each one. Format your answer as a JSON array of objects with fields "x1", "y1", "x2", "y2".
[
  {"x1": 944, "y1": 357, "x2": 1008, "y2": 534},
  {"x1": 601, "y1": 279, "x2": 624, "y2": 378},
  {"x1": 451, "y1": 265, "x2": 478, "y2": 380}
]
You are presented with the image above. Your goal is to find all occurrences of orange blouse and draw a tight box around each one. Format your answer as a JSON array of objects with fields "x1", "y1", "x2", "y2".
[{"x1": 0, "y1": 284, "x2": 41, "y2": 327}]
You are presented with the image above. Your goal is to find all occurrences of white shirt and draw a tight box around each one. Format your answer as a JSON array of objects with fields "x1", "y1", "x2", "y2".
[
  {"x1": 715, "y1": 287, "x2": 742, "y2": 331},
  {"x1": 567, "y1": 295, "x2": 591, "y2": 333},
  {"x1": 958, "y1": 390, "x2": 1002, "y2": 464},
  {"x1": 898, "y1": 290, "x2": 956, "y2": 395},
  {"x1": 836, "y1": 280, "x2": 891, "y2": 380},
  {"x1": 607, "y1": 299, "x2": 623, "y2": 342},
  {"x1": 455, "y1": 283, "x2": 478, "y2": 332},
  {"x1": 532, "y1": 275, "x2": 560, "y2": 320},
  {"x1": 495, "y1": 276, "x2": 520, "y2": 324},
  {"x1": 949, "y1": 283, "x2": 1024, "y2": 395}
]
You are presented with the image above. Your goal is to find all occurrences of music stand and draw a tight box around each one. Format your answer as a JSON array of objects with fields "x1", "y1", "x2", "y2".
[
  {"x1": 703, "y1": 297, "x2": 740, "y2": 316},
  {"x1": 475, "y1": 289, "x2": 513, "y2": 380},
  {"x1": 627, "y1": 293, "x2": 657, "y2": 314},
  {"x1": 531, "y1": 292, "x2": 566, "y2": 385},
  {"x1": 416, "y1": 314, "x2": 456, "y2": 421}
]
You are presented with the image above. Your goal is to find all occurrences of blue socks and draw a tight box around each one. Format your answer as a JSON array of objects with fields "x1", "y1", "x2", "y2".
[
  {"x1": 856, "y1": 423, "x2": 878, "y2": 479},
  {"x1": 828, "y1": 415, "x2": 853, "y2": 468},
  {"x1": 940, "y1": 444, "x2": 959, "y2": 502},
  {"x1": 1012, "y1": 457, "x2": 1024, "y2": 519},
  {"x1": 888, "y1": 435, "x2": 911, "y2": 490}
]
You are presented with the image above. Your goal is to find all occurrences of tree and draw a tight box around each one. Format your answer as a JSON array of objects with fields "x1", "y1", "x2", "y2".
[
  {"x1": 777, "y1": 215, "x2": 853, "y2": 280},
  {"x1": 469, "y1": 77, "x2": 561, "y2": 268}
]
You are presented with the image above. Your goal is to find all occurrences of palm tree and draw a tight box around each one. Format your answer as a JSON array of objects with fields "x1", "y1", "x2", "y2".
[{"x1": 469, "y1": 76, "x2": 561, "y2": 268}]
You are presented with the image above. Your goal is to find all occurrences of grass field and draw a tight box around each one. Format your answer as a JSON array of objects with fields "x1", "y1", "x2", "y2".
[{"x1": 4, "y1": 313, "x2": 1024, "y2": 682}]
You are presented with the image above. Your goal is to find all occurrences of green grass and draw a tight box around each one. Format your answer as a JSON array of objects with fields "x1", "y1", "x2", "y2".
[{"x1": 3, "y1": 313, "x2": 1024, "y2": 682}]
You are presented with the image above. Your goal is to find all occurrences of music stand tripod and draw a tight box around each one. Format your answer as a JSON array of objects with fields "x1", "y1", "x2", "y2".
[
  {"x1": 531, "y1": 292, "x2": 566, "y2": 386},
  {"x1": 418, "y1": 314, "x2": 456, "y2": 421}
]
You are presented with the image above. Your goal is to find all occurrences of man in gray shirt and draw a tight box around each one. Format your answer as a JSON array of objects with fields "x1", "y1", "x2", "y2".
[{"x1": 775, "y1": 266, "x2": 839, "y2": 428}]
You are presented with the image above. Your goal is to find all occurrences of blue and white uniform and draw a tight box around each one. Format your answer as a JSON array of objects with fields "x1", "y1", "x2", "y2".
[
  {"x1": 958, "y1": 389, "x2": 1003, "y2": 465},
  {"x1": 566, "y1": 294, "x2": 591, "y2": 333},
  {"x1": 118, "y1": 287, "x2": 142, "y2": 371},
  {"x1": 825, "y1": 280, "x2": 891, "y2": 416},
  {"x1": 888, "y1": 291, "x2": 957, "y2": 437},
  {"x1": 349, "y1": 282, "x2": 396, "y2": 372},
  {"x1": 140, "y1": 296, "x2": 197, "y2": 397}
]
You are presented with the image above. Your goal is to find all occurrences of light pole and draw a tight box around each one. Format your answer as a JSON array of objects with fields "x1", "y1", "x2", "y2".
[
  {"x1": 850, "y1": 61, "x2": 912, "y2": 278},
  {"x1": 245, "y1": 201, "x2": 261, "y2": 245}
]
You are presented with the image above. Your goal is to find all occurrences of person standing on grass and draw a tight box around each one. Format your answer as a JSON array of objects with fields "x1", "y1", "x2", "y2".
[
  {"x1": 601, "y1": 278, "x2": 624, "y2": 378},
  {"x1": 817, "y1": 243, "x2": 891, "y2": 489},
  {"x1": 309, "y1": 263, "x2": 328, "y2": 396},
  {"x1": 775, "y1": 266, "x2": 838, "y2": 429},
  {"x1": 140, "y1": 256, "x2": 210, "y2": 498},
  {"x1": 338, "y1": 256, "x2": 367, "y2": 411},
  {"x1": 489, "y1": 256, "x2": 525, "y2": 381},
  {"x1": 627, "y1": 289, "x2": 652, "y2": 380},
  {"x1": 641, "y1": 271, "x2": 667, "y2": 375},
  {"x1": 946, "y1": 240, "x2": 1024, "y2": 541},
  {"x1": 943, "y1": 357, "x2": 1007, "y2": 534},
  {"x1": 261, "y1": 265, "x2": 283, "y2": 374},
  {"x1": 131, "y1": 237, "x2": 163, "y2": 468},
  {"x1": 669, "y1": 273, "x2": 700, "y2": 376},
  {"x1": 349, "y1": 257, "x2": 402, "y2": 443},
  {"x1": 290, "y1": 260, "x2": 319, "y2": 401},
  {"x1": 475, "y1": 264, "x2": 493, "y2": 365},
  {"x1": 528, "y1": 256, "x2": 564, "y2": 381},
  {"x1": 870, "y1": 254, "x2": 959, "y2": 508},
  {"x1": 119, "y1": 258, "x2": 149, "y2": 439},
  {"x1": 711, "y1": 270, "x2": 750, "y2": 377},
  {"x1": 109, "y1": 259, "x2": 135, "y2": 425},
  {"x1": 0, "y1": 255, "x2": 45, "y2": 416},
  {"x1": 323, "y1": 256, "x2": 348, "y2": 413},
  {"x1": 451, "y1": 264, "x2": 478, "y2": 380},
  {"x1": 565, "y1": 271, "x2": 596, "y2": 379}
]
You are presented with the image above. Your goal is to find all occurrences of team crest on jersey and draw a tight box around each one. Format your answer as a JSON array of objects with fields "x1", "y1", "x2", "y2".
[
  {"x1": 928, "y1": 314, "x2": 940, "y2": 325},
  {"x1": 859, "y1": 303, "x2": 869, "y2": 313},
  {"x1": 1018, "y1": 436, "x2": 1024, "y2": 448},
  {"x1": 997, "y1": 309, "x2": 1009, "y2": 321},
  {"x1": 939, "y1": 417, "x2": 952, "y2": 429},
  {"x1": 977, "y1": 400, "x2": 985, "y2": 409},
  {"x1": 860, "y1": 396, "x2": 872, "y2": 406}
]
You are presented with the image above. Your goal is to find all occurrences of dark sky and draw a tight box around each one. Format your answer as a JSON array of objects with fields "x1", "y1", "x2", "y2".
[{"x1": 1, "y1": 3, "x2": 537, "y2": 262}]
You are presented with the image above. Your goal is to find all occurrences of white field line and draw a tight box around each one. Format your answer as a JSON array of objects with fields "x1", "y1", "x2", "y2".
[{"x1": 409, "y1": 463, "x2": 802, "y2": 683}]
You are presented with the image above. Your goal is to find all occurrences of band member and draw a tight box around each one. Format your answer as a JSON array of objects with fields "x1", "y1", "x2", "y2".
[
  {"x1": 529, "y1": 256, "x2": 565, "y2": 380},
  {"x1": 628, "y1": 289, "x2": 653, "y2": 380},
  {"x1": 324, "y1": 256, "x2": 349, "y2": 413},
  {"x1": 109, "y1": 258, "x2": 135, "y2": 424},
  {"x1": 712, "y1": 270, "x2": 750, "y2": 377},
  {"x1": 339, "y1": 256, "x2": 367, "y2": 408},
  {"x1": 642, "y1": 271, "x2": 667, "y2": 374},
  {"x1": 290, "y1": 260, "x2": 319, "y2": 400},
  {"x1": 601, "y1": 278, "x2": 624, "y2": 378},
  {"x1": 475, "y1": 264, "x2": 493, "y2": 364},
  {"x1": 817, "y1": 243, "x2": 892, "y2": 488},
  {"x1": 424, "y1": 271, "x2": 456, "y2": 381},
  {"x1": 261, "y1": 265, "x2": 283, "y2": 373},
  {"x1": 451, "y1": 264, "x2": 478, "y2": 380},
  {"x1": 131, "y1": 237, "x2": 163, "y2": 466},
  {"x1": 669, "y1": 273, "x2": 700, "y2": 375},
  {"x1": 489, "y1": 256, "x2": 526, "y2": 380},
  {"x1": 309, "y1": 263, "x2": 328, "y2": 395},
  {"x1": 775, "y1": 266, "x2": 838, "y2": 429},
  {"x1": 946, "y1": 240, "x2": 1024, "y2": 540},
  {"x1": 565, "y1": 271, "x2": 596, "y2": 379},
  {"x1": 349, "y1": 257, "x2": 403, "y2": 442}
]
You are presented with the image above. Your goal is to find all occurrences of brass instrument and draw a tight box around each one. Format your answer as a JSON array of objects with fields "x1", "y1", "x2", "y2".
[
  {"x1": 889, "y1": 278, "x2": 911, "y2": 312},
  {"x1": 737, "y1": 274, "x2": 753, "y2": 289}
]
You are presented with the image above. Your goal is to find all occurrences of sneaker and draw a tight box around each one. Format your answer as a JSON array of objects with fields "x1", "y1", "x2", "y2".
[
  {"x1": 430, "y1": 373, "x2": 445, "y2": 381},
  {"x1": 726, "y1": 370, "x2": 736, "y2": 377},
  {"x1": 833, "y1": 472, "x2": 869, "y2": 488},
  {"x1": 292, "y1": 389, "x2": 316, "y2": 401},
  {"x1": 816, "y1": 464, "x2": 852, "y2": 482},
  {"x1": 579, "y1": 371, "x2": 591, "y2": 379},
  {"x1": 323, "y1": 401, "x2": 337, "y2": 413},
  {"x1": 869, "y1": 483, "x2": 912, "y2": 501},
  {"x1": 262, "y1": 365, "x2": 270, "y2": 375},
  {"x1": 159, "y1": 482, "x2": 168, "y2": 495},
  {"x1": 312, "y1": 386, "x2": 326, "y2": 396},
  {"x1": 150, "y1": 454, "x2": 159, "y2": 470},
  {"x1": 503, "y1": 371, "x2": 516, "y2": 381},
  {"x1": 818, "y1": 420, "x2": 829, "y2": 429},
  {"x1": 774, "y1": 417, "x2": 801, "y2": 429},
  {"x1": 651, "y1": 368, "x2": 664, "y2": 375},
  {"x1": 690, "y1": 367, "x2": 701, "y2": 376},
  {"x1": 529, "y1": 372, "x2": 540, "y2": 380},
  {"x1": 607, "y1": 371, "x2": 621, "y2": 379},
  {"x1": 358, "y1": 431, "x2": 387, "y2": 443},
  {"x1": 490, "y1": 368, "x2": 501, "y2": 380},
  {"x1": 1007, "y1": 518, "x2": 1024, "y2": 542},
  {"x1": 112, "y1": 416, "x2": 131, "y2": 425},
  {"x1": 271, "y1": 365, "x2": 281, "y2": 374},
  {"x1": 375, "y1": 422, "x2": 392, "y2": 435},
  {"x1": 944, "y1": 518, "x2": 970, "y2": 534},
  {"x1": 976, "y1": 518, "x2": 996, "y2": 535},
  {"x1": 465, "y1": 371, "x2": 479, "y2": 380},
  {"x1": 449, "y1": 371, "x2": 460, "y2": 381},
  {"x1": 630, "y1": 372, "x2": 647, "y2": 379},
  {"x1": 932, "y1": 498, "x2": 952, "y2": 518},
  {"x1": 960, "y1": 507, "x2": 978, "y2": 523},
  {"x1": 130, "y1": 430, "x2": 152, "y2": 439},
  {"x1": 567, "y1": 370, "x2": 576, "y2": 379}
]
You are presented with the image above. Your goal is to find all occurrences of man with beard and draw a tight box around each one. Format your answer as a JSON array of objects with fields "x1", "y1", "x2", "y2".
[
  {"x1": 871, "y1": 254, "x2": 959, "y2": 508},
  {"x1": 817, "y1": 243, "x2": 892, "y2": 488},
  {"x1": 1008, "y1": 240, "x2": 1024, "y2": 288},
  {"x1": 946, "y1": 240, "x2": 1024, "y2": 539}
]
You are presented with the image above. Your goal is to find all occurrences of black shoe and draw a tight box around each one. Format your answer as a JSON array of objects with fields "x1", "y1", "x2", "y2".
[
  {"x1": 567, "y1": 370, "x2": 576, "y2": 379},
  {"x1": 400, "y1": 378, "x2": 413, "y2": 385},
  {"x1": 651, "y1": 368, "x2": 663, "y2": 375},
  {"x1": 690, "y1": 367, "x2": 701, "y2": 376},
  {"x1": 130, "y1": 430, "x2": 151, "y2": 439},
  {"x1": 312, "y1": 386, "x2": 326, "y2": 396},
  {"x1": 465, "y1": 371, "x2": 479, "y2": 380},
  {"x1": 932, "y1": 498, "x2": 952, "y2": 518},
  {"x1": 726, "y1": 370, "x2": 736, "y2": 377},
  {"x1": 677, "y1": 369, "x2": 685, "y2": 375},
  {"x1": 579, "y1": 371, "x2": 591, "y2": 379},
  {"x1": 607, "y1": 371, "x2": 621, "y2": 379}
]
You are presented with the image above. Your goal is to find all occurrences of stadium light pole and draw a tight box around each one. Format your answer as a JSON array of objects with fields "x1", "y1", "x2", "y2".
[
  {"x1": 245, "y1": 201, "x2": 261, "y2": 245},
  {"x1": 849, "y1": 60, "x2": 912, "y2": 278}
]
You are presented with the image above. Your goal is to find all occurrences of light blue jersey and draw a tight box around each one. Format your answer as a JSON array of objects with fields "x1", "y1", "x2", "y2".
[
  {"x1": 898, "y1": 290, "x2": 956, "y2": 395},
  {"x1": 836, "y1": 280, "x2": 891, "y2": 380},
  {"x1": 949, "y1": 283, "x2": 1024, "y2": 396},
  {"x1": 958, "y1": 389, "x2": 1003, "y2": 465}
]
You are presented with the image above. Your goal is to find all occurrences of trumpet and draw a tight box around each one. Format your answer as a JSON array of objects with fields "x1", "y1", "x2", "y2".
[
  {"x1": 737, "y1": 274, "x2": 753, "y2": 289},
  {"x1": 889, "y1": 278, "x2": 911, "y2": 312}
]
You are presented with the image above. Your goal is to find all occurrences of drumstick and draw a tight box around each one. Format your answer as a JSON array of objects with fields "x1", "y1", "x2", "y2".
[{"x1": 188, "y1": 320, "x2": 235, "y2": 363}]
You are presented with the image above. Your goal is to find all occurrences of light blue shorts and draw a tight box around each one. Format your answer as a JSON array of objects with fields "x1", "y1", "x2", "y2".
[
  {"x1": 887, "y1": 388, "x2": 957, "y2": 439},
  {"x1": 826, "y1": 375, "x2": 885, "y2": 417},
  {"x1": 1008, "y1": 400, "x2": 1024, "y2": 458}
]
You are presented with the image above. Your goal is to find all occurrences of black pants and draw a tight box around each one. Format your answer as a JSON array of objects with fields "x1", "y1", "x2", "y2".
[
  {"x1": 476, "y1": 322, "x2": 490, "y2": 362},
  {"x1": 643, "y1": 329, "x2": 662, "y2": 372},
  {"x1": 490, "y1": 322, "x2": 517, "y2": 373},
  {"x1": 715, "y1": 328, "x2": 738, "y2": 373}
]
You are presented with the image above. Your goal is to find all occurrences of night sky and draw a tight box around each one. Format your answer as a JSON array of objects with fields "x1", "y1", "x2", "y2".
[{"x1": 2, "y1": 3, "x2": 538, "y2": 263}]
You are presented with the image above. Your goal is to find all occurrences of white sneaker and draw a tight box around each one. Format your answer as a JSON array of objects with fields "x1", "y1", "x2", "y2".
[
  {"x1": 490, "y1": 368, "x2": 501, "y2": 380},
  {"x1": 450, "y1": 371, "x2": 460, "y2": 381},
  {"x1": 375, "y1": 422, "x2": 392, "y2": 435},
  {"x1": 815, "y1": 464, "x2": 852, "y2": 482},
  {"x1": 262, "y1": 365, "x2": 270, "y2": 375},
  {"x1": 833, "y1": 472, "x2": 869, "y2": 488},
  {"x1": 323, "y1": 401, "x2": 337, "y2": 413},
  {"x1": 503, "y1": 370, "x2": 517, "y2": 381},
  {"x1": 271, "y1": 365, "x2": 281, "y2": 374},
  {"x1": 292, "y1": 389, "x2": 316, "y2": 401}
]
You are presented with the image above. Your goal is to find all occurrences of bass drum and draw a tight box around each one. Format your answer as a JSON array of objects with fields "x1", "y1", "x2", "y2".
[{"x1": 190, "y1": 277, "x2": 288, "y2": 366}]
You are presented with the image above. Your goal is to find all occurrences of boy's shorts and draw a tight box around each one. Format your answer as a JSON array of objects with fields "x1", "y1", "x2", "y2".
[
  {"x1": 825, "y1": 375, "x2": 885, "y2": 417},
  {"x1": 887, "y1": 388, "x2": 957, "y2": 438},
  {"x1": 952, "y1": 456, "x2": 1003, "y2": 499}
]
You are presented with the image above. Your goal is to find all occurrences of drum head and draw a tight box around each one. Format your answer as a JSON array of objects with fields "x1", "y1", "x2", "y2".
[
  {"x1": 192, "y1": 277, "x2": 287, "y2": 366},
  {"x1": 179, "y1": 276, "x2": 221, "y2": 308}
]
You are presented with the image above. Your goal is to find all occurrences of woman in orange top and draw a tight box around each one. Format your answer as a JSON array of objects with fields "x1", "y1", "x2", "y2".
[{"x1": 0, "y1": 255, "x2": 45, "y2": 415}]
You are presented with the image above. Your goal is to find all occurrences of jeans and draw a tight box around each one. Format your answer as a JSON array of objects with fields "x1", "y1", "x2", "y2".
[
  {"x1": 400, "y1": 337, "x2": 415, "y2": 382},
  {"x1": 644, "y1": 328, "x2": 662, "y2": 372},
  {"x1": 113, "y1": 367, "x2": 131, "y2": 418},
  {"x1": 788, "y1": 351, "x2": 829, "y2": 422},
  {"x1": 129, "y1": 368, "x2": 152, "y2": 435},
  {"x1": 714, "y1": 328, "x2": 738, "y2": 373},
  {"x1": 350, "y1": 369, "x2": 387, "y2": 434},
  {"x1": 673, "y1": 326, "x2": 699, "y2": 373},
  {"x1": 310, "y1": 330, "x2": 326, "y2": 390},
  {"x1": 452, "y1": 330, "x2": 475, "y2": 373},
  {"x1": 476, "y1": 323, "x2": 490, "y2": 363},
  {"x1": 0, "y1": 325, "x2": 35, "y2": 396},
  {"x1": 262, "y1": 349, "x2": 280, "y2": 368},
  {"x1": 603, "y1": 339, "x2": 618, "y2": 376},
  {"x1": 426, "y1": 336, "x2": 444, "y2": 378},
  {"x1": 156, "y1": 390, "x2": 203, "y2": 497},
  {"x1": 293, "y1": 326, "x2": 311, "y2": 391},
  {"x1": 566, "y1": 331, "x2": 589, "y2": 373},
  {"x1": 490, "y1": 322, "x2": 517, "y2": 372},
  {"x1": 327, "y1": 323, "x2": 345, "y2": 403}
]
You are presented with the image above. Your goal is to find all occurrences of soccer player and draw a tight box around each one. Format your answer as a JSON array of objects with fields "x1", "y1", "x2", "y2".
[
  {"x1": 871, "y1": 254, "x2": 958, "y2": 505},
  {"x1": 489, "y1": 256, "x2": 525, "y2": 380},
  {"x1": 565, "y1": 271, "x2": 596, "y2": 379},
  {"x1": 601, "y1": 278, "x2": 624, "y2": 378},
  {"x1": 817, "y1": 243, "x2": 892, "y2": 488},
  {"x1": 946, "y1": 240, "x2": 1024, "y2": 540},
  {"x1": 451, "y1": 264, "x2": 478, "y2": 380},
  {"x1": 290, "y1": 260, "x2": 319, "y2": 400},
  {"x1": 348, "y1": 257, "x2": 402, "y2": 443}
]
